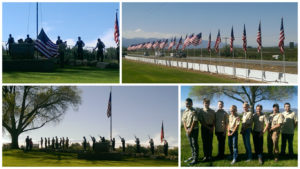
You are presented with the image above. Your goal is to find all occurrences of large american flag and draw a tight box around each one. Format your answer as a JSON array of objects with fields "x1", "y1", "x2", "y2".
[
  {"x1": 279, "y1": 17, "x2": 285, "y2": 54},
  {"x1": 242, "y1": 24, "x2": 247, "y2": 52},
  {"x1": 182, "y1": 34, "x2": 194, "y2": 50},
  {"x1": 34, "y1": 28, "x2": 58, "y2": 58},
  {"x1": 214, "y1": 30, "x2": 221, "y2": 52},
  {"x1": 257, "y1": 21, "x2": 262, "y2": 52},
  {"x1": 160, "y1": 121, "x2": 164, "y2": 143},
  {"x1": 114, "y1": 12, "x2": 119, "y2": 45},
  {"x1": 230, "y1": 27, "x2": 235, "y2": 53},
  {"x1": 176, "y1": 36, "x2": 182, "y2": 50},
  {"x1": 191, "y1": 33, "x2": 202, "y2": 46},
  {"x1": 207, "y1": 33, "x2": 211, "y2": 52},
  {"x1": 160, "y1": 39, "x2": 168, "y2": 49},
  {"x1": 168, "y1": 37, "x2": 176, "y2": 51},
  {"x1": 107, "y1": 90, "x2": 112, "y2": 118}
]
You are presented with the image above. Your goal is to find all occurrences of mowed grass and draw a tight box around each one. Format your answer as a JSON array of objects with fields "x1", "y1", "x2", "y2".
[
  {"x1": 3, "y1": 66, "x2": 119, "y2": 83},
  {"x1": 3, "y1": 149, "x2": 177, "y2": 167},
  {"x1": 181, "y1": 126, "x2": 298, "y2": 166},
  {"x1": 122, "y1": 59, "x2": 239, "y2": 83}
]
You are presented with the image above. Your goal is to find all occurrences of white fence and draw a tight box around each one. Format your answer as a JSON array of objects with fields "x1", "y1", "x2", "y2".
[{"x1": 125, "y1": 56, "x2": 297, "y2": 84}]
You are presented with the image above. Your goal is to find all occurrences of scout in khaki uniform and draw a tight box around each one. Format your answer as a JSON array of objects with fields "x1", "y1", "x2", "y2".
[
  {"x1": 252, "y1": 104, "x2": 269, "y2": 165},
  {"x1": 228, "y1": 105, "x2": 240, "y2": 165},
  {"x1": 182, "y1": 98, "x2": 199, "y2": 165},
  {"x1": 215, "y1": 101, "x2": 229, "y2": 159},
  {"x1": 267, "y1": 103, "x2": 284, "y2": 161},
  {"x1": 199, "y1": 98, "x2": 215, "y2": 162},
  {"x1": 281, "y1": 103, "x2": 298, "y2": 157},
  {"x1": 240, "y1": 102, "x2": 253, "y2": 161}
]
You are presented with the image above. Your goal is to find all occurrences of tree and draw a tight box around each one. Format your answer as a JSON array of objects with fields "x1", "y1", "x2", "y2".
[
  {"x1": 189, "y1": 86, "x2": 296, "y2": 113},
  {"x1": 2, "y1": 86, "x2": 81, "y2": 149}
]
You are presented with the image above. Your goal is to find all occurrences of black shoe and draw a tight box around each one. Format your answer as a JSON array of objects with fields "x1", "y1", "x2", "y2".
[
  {"x1": 188, "y1": 160, "x2": 198, "y2": 166},
  {"x1": 184, "y1": 157, "x2": 193, "y2": 163}
]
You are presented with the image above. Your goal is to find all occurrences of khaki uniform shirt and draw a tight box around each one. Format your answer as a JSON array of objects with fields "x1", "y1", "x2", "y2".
[
  {"x1": 253, "y1": 113, "x2": 269, "y2": 132},
  {"x1": 215, "y1": 109, "x2": 229, "y2": 132},
  {"x1": 242, "y1": 111, "x2": 253, "y2": 129},
  {"x1": 281, "y1": 110, "x2": 298, "y2": 134},
  {"x1": 229, "y1": 114, "x2": 240, "y2": 131},
  {"x1": 199, "y1": 108, "x2": 215, "y2": 125},
  {"x1": 268, "y1": 113, "x2": 284, "y2": 132},
  {"x1": 182, "y1": 108, "x2": 198, "y2": 129}
]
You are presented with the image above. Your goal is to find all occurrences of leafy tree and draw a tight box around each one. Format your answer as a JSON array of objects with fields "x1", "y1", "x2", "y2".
[
  {"x1": 2, "y1": 86, "x2": 81, "y2": 149},
  {"x1": 189, "y1": 86, "x2": 296, "y2": 113}
]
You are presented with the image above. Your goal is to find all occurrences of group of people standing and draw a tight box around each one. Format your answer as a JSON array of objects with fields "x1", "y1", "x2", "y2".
[
  {"x1": 182, "y1": 98, "x2": 297, "y2": 165},
  {"x1": 39, "y1": 136, "x2": 70, "y2": 150}
]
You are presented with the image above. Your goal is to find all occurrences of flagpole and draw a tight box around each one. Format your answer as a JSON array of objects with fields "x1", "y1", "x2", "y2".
[
  {"x1": 110, "y1": 86, "x2": 112, "y2": 141},
  {"x1": 36, "y1": 2, "x2": 38, "y2": 60},
  {"x1": 260, "y1": 48, "x2": 263, "y2": 81},
  {"x1": 283, "y1": 53, "x2": 286, "y2": 82},
  {"x1": 233, "y1": 49, "x2": 235, "y2": 78},
  {"x1": 245, "y1": 51, "x2": 247, "y2": 79}
]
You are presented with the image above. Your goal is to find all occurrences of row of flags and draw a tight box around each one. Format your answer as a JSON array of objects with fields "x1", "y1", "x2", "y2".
[{"x1": 128, "y1": 18, "x2": 286, "y2": 55}]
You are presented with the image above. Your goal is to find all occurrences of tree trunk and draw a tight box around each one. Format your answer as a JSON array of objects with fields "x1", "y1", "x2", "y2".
[{"x1": 10, "y1": 132, "x2": 20, "y2": 149}]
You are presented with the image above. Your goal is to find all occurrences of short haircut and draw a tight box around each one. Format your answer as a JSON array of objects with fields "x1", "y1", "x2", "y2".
[
  {"x1": 256, "y1": 104, "x2": 263, "y2": 110},
  {"x1": 203, "y1": 98, "x2": 210, "y2": 103},
  {"x1": 231, "y1": 105, "x2": 237, "y2": 110},
  {"x1": 284, "y1": 102, "x2": 291, "y2": 106},
  {"x1": 243, "y1": 102, "x2": 249, "y2": 107},
  {"x1": 186, "y1": 98, "x2": 193, "y2": 103},
  {"x1": 273, "y1": 103, "x2": 279, "y2": 109},
  {"x1": 218, "y1": 101, "x2": 224, "y2": 104}
]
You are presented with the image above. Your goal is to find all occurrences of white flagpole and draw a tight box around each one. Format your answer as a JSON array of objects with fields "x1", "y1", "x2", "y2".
[
  {"x1": 283, "y1": 53, "x2": 286, "y2": 82},
  {"x1": 233, "y1": 49, "x2": 235, "y2": 78},
  {"x1": 260, "y1": 48, "x2": 263, "y2": 81},
  {"x1": 110, "y1": 86, "x2": 112, "y2": 141},
  {"x1": 245, "y1": 51, "x2": 247, "y2": 79}
]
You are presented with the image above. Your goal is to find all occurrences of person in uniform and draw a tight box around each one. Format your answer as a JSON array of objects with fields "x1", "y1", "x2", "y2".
[
  {"x1": 149, "y1": 138, "x2": 154, "y2": 155},
  {"x1": 90, "y1": 136, "x2": 96, "y2": 151},
  {"x1": 182, "y1": 98, "x2": 199, "y2": 165},
  {"x1": 58, "y1": 41, "x2": 67, "y2": 68},
  {"x1": 111, "y1": 138, "x2": 116, "y2": 151},
  {"x1": 59, "y1": 138, "x2": 62, "y2": 149},
  {"x1": 24, "y1": 34, "x2": 33, "y2": 44},
  {"x1": 29, "y1": 138, "x2": 33, "y2": 150},
  {"x1": 48, "y1": 137, "x2": 50, "y2": 148},
  {"x1": 163, "y1": 139, "x2": 168, "y2": 156},
  {"x1": 94, "y1": 38, "x2": 105, "y2": 62},
  {"x1": 6, "y1": 34, "x2": 15, "y2": 56},
  {"x1": 83, "y1": 136, "x2": 87, "y2": 151},
  {"x1": 215, "y1": 101, "x2": 229, "y2": 159},
  {"x1": 56, "y1": 36, "x2": 63, "y2": 45},
  {"x1": 227, "y1": 105, "x2": 240, "y2": 165},
  {"x1": 121, "y1": 137, "x2": 126, "y2": 152},
  {"x1": 75, "y1": 36, "x2": 85, "y2": 60},
  {"x1": 135, "y1": 137, "x2": 141, "y2": 153},
  {"x1": 199, "y1": 98, "x2": 215, "y2": 162},
  {"x1": 25, "y1": 136, "x2": 30, "y2": 151},
  {"x1": 55, "y1": 136, "x2": 59, "y2": 149},
  {"x1": 281, "y1": 103, "x2": 297, "y2": 157},
  {"x1": 62, "y1": 137, "x2": 65, "y2": 149},
  {"x1": 40, "y1": 137, "x2": 43, "y2": 149},
  {"x1": 252, "y1": 104, "x2": 269, "y2": 165},
  {"x1": 52, "y1": 137, "x2": 55, "y2": 149},
  {"x1": 66, "y1": 137, "x2": 69, "y2": 149},
  {"x1": 267, "y1": 103, "x2": 284, "y2": 161},
  {"x1": 44, "y1": 137, "x2": 48, "y2": 149},
  {"x1": 240, "y1": 102, "x2": 253, "y2": 161}
]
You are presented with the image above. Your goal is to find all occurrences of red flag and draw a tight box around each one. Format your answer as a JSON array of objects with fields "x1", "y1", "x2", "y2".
[
  {"x1": 242, "y1": 24, "x2": 247, "y2": 52},
  {"x1": 114, "y1": 12, "x2": 119, "y2": 45},
  {"x1": 279, "y1": 17, "x2": 285, "y2": 54},
  {"x1": 257, "y1": 21, "x2": 262, "y2": 52},
  {"x1": 214, "y1": 30, "x2": 221, "y2": 52},
  {"x1": 161, "y1": 121, "x2": 164, "y2": 143}
]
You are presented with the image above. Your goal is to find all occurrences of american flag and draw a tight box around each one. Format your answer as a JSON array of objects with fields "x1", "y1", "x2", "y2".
[
  {"x1": 230, "y1": 27, "x2": 235, "y2": 53},
  {"x1": 182, "y1": 34, "x2": 194, "y2": 50},
  {"x1": 176, "y1": 36, "x2": 182, "y2": 50},
  {"x1": 207, "y1": 33, "x2": 211, "y2": 52},
  {"x1": 257, "y1": 21, "x2": 262, "y2": 52},
  {"x1": 214, "y1": 30, "x2": 221, "y2": 52},
  {"x1": 160, "y1": 39, "x2": 168, "y2": 49},
  {"x1": 242, "y1": 24, "x2": 247, "y2": 52},
  {"x1": 191, "y1": 33, "x2": 202, "y2": 46},
  {"x1": 168, "y1": 37, "x2": 176, "y2": 51},
  {"x1": 161, "y1": 121, "x2": 164, "y2": 143},
  {"x1": 114, "y1": 12, "x2": 119, "y2": 45},
  {"x1": 146, "y1": 41, "x2": 154, "y2": 49},
  {"x1": 34, "y1": 28, "x2": 58, "y2": 58},
  {"x1": 153, "y1": 40, "x2": 160, "y2": 49},
  {"x1": 279, "y1": 17, "x2": 285, "y2": 54},
  {"x1": 107, "y1": 90, "x2": 112, "y2": 118}
]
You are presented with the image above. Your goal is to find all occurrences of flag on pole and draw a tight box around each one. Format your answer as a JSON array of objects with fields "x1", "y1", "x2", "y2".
[
  {"x1": 161, "y1": 121, "x2": 164, "y2": 143},
  {"x1": 160, "y1": 39, "x2": 168, "y2": 49},
  {"x1": 176, "y1": 36, "x2": 182, "y2": 50},
  {"x1": 242, "y1": 24, "x2": 247, "y2": 52},
  {"x1": 230, "y1": 27, "x2": 235, "y2": 53},
  {"x1": 214, "y1": 30, "x2": 221, "y2": 52},
  {"x1": 257, "y1": 21, "x2": 262, "y2": 52},
  {"x1": 191, "y1": 33, "x2": 202, "y2": 46},
  {"x1": 114, "y1": 12, "x2": 119, "y2": 45},
  {"x1": 168, "y1": 37, "x2": 176, "y2": 51},
  {"x1": 34, "y1": 28, "x2": 59, "y2": 58},
  {"x1": 279, "y1": 17, "x2": 285, "y2": 54},
  {"x1": 107, "y1": 90, "x2": 112, "y2": 118},
  {"x1": 207, "y1": 33, "x2": 211, "y2": 52},
  {"x1": 182, "y1": 34, "x2": 193, "y2": 50}
]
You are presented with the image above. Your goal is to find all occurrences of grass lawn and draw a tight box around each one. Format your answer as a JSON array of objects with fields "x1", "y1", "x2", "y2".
[
  {"x1": 181, "y1": 126, "x2": 298, "y2": 166},
  {"x1": 122, "y1": 59, "x2": 244, "y2": 83},
  {"x1": 3, "y1": 66, "x2": 119, "y2": 83},
  {"x1": 3, "y1": 149, "x2": 177, "y2": 167}
]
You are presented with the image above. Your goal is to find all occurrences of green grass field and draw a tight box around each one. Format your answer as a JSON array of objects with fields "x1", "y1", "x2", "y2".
[
  {"x1": 181, "y1": 126, "x2": 298, "y2": 166},
  {"x1": 3, "y1": 66, "x2": 119, "y2": 83},
  {"x1": 3, "y1": 150, "x2": 177, "y2": 167},
  {"x1": 122, "y1": 59, "x2": 242, "y2": 83}
]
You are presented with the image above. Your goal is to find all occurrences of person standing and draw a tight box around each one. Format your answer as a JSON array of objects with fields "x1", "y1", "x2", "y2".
[
  {"x1": 75, "y1": 36, "x2": 85, "y2": 60},
  {"x1": 40, "y1": 137, "x2": 43, "y2": 149},
  {"x1": 44, "y1": 137, "x2": 48, "y2": 149},
  {"x1": 121, "y1": 137, "x2": 126, "y2": 152},
  {"x1": 111, "y1": 138, "x2": 115, "y2": 151},
  {"x1": 163, "y1": 140, "x2": 168, "y2": 156},
  {"x1": 215, "y1": 101, "x2": 229, "y2": 159},
  {"x1": 25, "y1": 136, "x2": 30, "y2": 151},
  {"x1": 267, "y1": 104, "x2": 284, "y2": 161},
  {"x1": 240, "y1": 102, "x2": 253, "y2": 161},
  {"x1": 66, "y1": 137, "x2": 69, "y2": 149},
  {"x1": 149, "y1": 138, "x2": 154, "y2": 155},
  {"x1": 83, "y1": 136, "x2": 87, "y2": 151},
  {"x1": 135, "y1": 137, "x2": 141, "y2": 153},
  {"x1": 6, "y1": 34, "x2": 15, "y2": 56},
  {"x1": 58, "y1": 41, "x2": 67, "y2": 68},
  {"x1": 56, "y1": 36, "x2": 63, "y2": 45},
  {"x1": 281, "y1": 103, "x2": 297, "y2": 157},
  {"x1": 182, "y1": 98, "x2": 199, "y2": 165},
  {"x1": 94, "y1": 38, "x2": 105, "y2": 62},
  {"x1": 24, "y1": 34, "x2": 33, "y2": 44},
  {"x1": 228, "y1": 105, "x2": 240, "y2": 165},
  {"x1": 252, "y1": 104, "x2": 269, "y2": 165},
  {"x1": 199, "y1": 98, "x2": 215, "y2": 162}
]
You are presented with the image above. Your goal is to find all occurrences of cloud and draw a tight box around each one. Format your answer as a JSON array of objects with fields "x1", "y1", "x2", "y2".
[{"x1": 123, "y1": 29, "x2": 181, "y2": 39}]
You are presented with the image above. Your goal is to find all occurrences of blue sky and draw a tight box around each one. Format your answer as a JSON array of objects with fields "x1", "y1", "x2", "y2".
[
  {"x1": 3, "y1": 86, "x2": 178, "y2": 147},
  {"x1": 181, "y1": 86, "x2": 298, "y2": 112},
  {"x1": 123, "y1": 3, "x2": 297, "y2": 46},
  {"x1": 3, "y1": 2, "x2": 119, "y2": 48}
]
